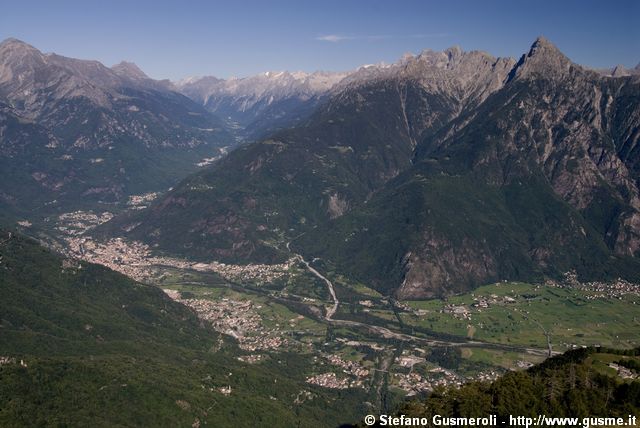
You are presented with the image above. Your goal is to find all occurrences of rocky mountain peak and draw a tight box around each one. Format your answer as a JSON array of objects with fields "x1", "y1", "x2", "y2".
[
  {"x1": 0, "y1": 39, "x2": 179, "y2": 116},
  {"x1": 511, "y1": 36, "x2": 574, "y2": 80},
  {"x1": 400, "y1": 52, "x2": 415, "y2": 63},
  {"x1": 611, "y1": 64, "x2": 629, "y2": 77},
  {"x1": 444, "y1": 45, "x2": 463, "y2": 60},
  {"x1": 0, "y1": 38, "x2": 46, "y2": 78},
  {"x1": 112, "y1": 61, "x2": 149, "y2": 80},
  {"x1": 528, "y1": 36, "x2": 568, "y2": 61},
  {"x1": 387, "y1": 46, "x2": 515, "y2": 106},
  {"x1": 0, "y1": 39, "x2": 50, "y2": 102},
  {"x1": 0, "y1": 37, "x2": 39, "y2": 52},
  {"x1": 530, "y1": 35, "x2": 557, "y2": 51}
]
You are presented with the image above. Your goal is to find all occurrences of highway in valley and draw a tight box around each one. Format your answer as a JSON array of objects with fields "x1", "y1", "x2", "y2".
[{"x1": 291, "y1": 250, "x2": 554, "y2": 358}]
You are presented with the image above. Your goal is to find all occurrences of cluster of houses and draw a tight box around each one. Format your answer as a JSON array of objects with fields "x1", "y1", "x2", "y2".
[
  {"x1": 171, "y1": 295, "x2": 288, "y2": 352},
  {"x1": 305, "y1": 372, "x2": 352, "y2": 389},
  {"x1": 323, "y1": 353, "x2": 370, "y2": 378},
  {"x1": 546, "y1": 271, "x2": 640, "y2": 300}
]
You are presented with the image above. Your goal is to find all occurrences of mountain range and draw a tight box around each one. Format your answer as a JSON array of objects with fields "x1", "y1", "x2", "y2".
[
  {"x1": 1, "y1": 34, "x2": 639, "y2": 426},
  {"x1": 102, "y1": 37, "x2": 640, "y2": 299},
  {"x1": 2, "y1": 36, "x2": 639, "y2": 300},
  {"x1": 176, "y1": 70, "x2": 349, "y2": 139},
  {"x1": 596, "y1": 63, "x2": 640, "y2": 78},
  {"x1": 0, "y1": 38, "x2": 233, "y2": 221}
]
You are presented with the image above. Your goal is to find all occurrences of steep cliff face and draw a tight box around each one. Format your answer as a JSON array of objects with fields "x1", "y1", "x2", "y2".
[
  {"x1": 421, "y1": 37, "x2": 640, "y2": 258},
  {"x1": 301, "y1": 38, "x2": 640, "y2": 298},
  {"x1": 103, "y1": 78, "x2": 455, "y2": 262},
  {"x1": 104, "y1": 47, "x2": 521, "y2": 263},
  {"x1": 177, "y1": 48, "x2": 517, "y2": 141},
  {"x1": 104, "y1": 38, "x2": 640, "y2": 298}
]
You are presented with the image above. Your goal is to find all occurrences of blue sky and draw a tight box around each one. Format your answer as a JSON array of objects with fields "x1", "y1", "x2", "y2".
[{"x1": 1, "y1": 0, "x2": 638, "y2": 80}]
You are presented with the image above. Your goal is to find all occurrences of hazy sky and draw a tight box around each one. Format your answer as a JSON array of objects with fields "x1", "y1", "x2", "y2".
[{"x1": 1, "y1": 0, "x2": 638, "y2": 80}]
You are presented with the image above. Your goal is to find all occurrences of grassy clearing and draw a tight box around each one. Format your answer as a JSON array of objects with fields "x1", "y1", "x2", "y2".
[{"x1": 403, "y1": 282, "x2": 640, "y2": 351}]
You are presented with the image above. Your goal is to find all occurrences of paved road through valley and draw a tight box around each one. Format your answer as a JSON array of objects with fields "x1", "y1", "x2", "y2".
[{"x1": 291, "y1": 247, "x2": 554, "y2": 358}]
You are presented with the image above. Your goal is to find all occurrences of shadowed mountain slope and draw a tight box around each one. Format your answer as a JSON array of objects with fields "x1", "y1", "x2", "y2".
[
  {"x1": 103, "y1": 38, "x2": 640, "y2": 298},
  {"x1": 0, "y1": 38, "x2": 234, "y2": 221}
]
